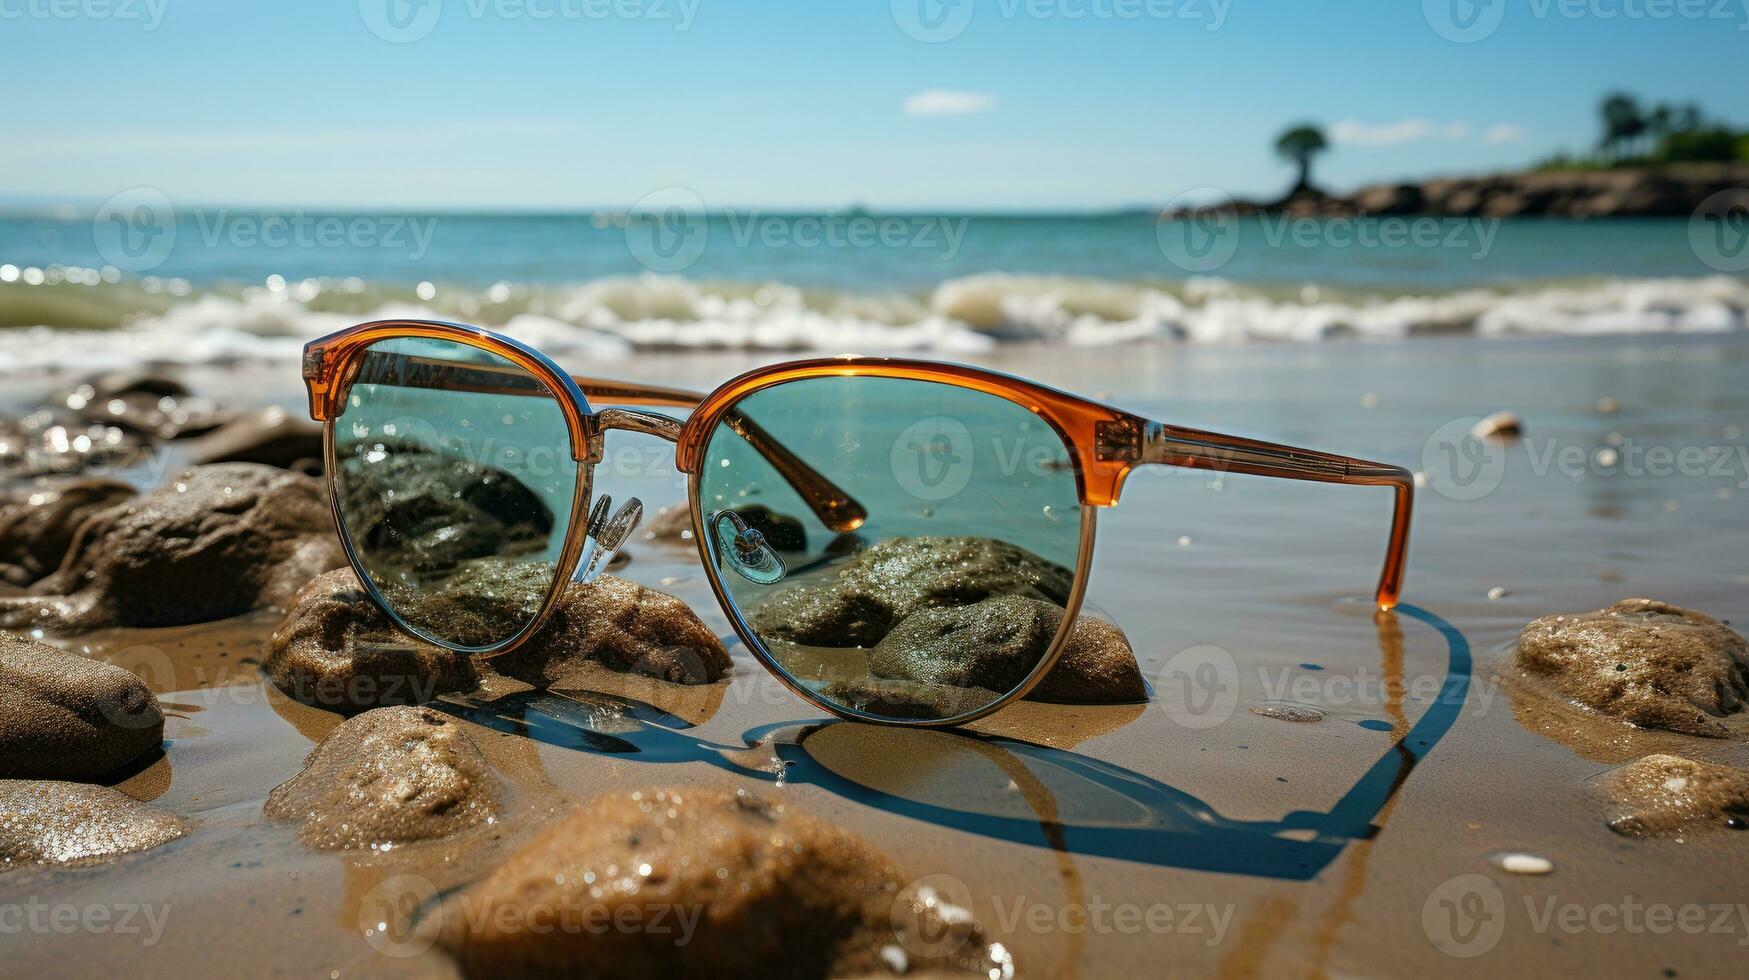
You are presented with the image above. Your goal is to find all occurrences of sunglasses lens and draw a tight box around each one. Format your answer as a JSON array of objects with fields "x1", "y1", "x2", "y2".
[
  {"x1": 332, "y1": 336, "x2": 582, "y2": 650},
  {"x1": 700, "y1": 376, "x2": 1084, "y2": 721}
]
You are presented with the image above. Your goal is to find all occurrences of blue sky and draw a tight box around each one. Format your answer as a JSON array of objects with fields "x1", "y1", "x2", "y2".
[{"x1": 2, "y1": 0, "x2": 1745, "y2": 210}]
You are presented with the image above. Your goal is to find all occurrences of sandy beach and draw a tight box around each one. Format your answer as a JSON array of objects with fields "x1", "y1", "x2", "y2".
[{"x1": 2, "y1": 333, "x2": 1745, "y2": 976}]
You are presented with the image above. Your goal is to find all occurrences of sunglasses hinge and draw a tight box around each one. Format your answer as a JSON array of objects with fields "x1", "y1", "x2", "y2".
[{"x1": 1094, "y1": 416, "x2": 1144, "y2": 463}]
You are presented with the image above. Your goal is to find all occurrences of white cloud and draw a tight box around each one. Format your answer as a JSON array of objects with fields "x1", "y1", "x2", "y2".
[
  {"x1": 903, "y1": 90, "x2": 999, "y2": 117},
  {"x1": 1483, "y1": 123, "x2": 1528, "y2": 144},
  {"x1": 1329, "y1": 118, "x2": 1530, "y2": 147},
  {"x1": 1331, "y1": 118, "x2": 1474, "y2": 146}
]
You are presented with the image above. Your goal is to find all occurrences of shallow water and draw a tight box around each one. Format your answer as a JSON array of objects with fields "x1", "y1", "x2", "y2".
[{"x1": 4, "y1": 334, "x2": 1747, "y2": 977}]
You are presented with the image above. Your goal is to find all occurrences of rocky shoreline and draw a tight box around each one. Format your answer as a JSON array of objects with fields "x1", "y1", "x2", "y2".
[{"x1": 1169, "y1": 163, "x2": 1749, "y2": 219}]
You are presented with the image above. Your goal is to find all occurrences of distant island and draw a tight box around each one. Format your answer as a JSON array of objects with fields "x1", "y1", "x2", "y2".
[{"x1": 1170, "y1": 92, "x2": 1749, "y2": 219}]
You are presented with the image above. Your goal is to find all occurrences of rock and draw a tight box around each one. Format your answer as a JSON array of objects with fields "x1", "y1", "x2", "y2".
[
  {"x1": 813, "y1": 677, "x2": 1000, "y2": 720},
  {"x1": 0, "y1": 464, "x2": 347, "y2": 631},
  {"x1": 437, "y1": 787, "x2": 1009, "y2": 978},
  {"x1": 364, "y1": 552, "x2": 730, "y2": 684},
  {"x1": 376, "y1": 556, "x2": 553, "y2": 650},
  {"x1": 489, "y1": 574, "x2": 731, "y2": 689},
  {"x1": 1, "y1": 372, "x2": 231, "y2": 477},
  {"x1": 54, "y1": 369, "x2": 228, "y2": 441},
  {"x1": 1470, "y1": 411, "x2": 1523, "y2": 440},
  {"x1": 1595, "y1": 754, "x2": 1749, "y2": 837},
  {"x1": 1514, "y1": 599, "x2": 1748, "y2": 737},
  {"x1": 868, "y1": 594, "x2": 1057, "y2": 693},
  {"x1": 0, "y1": 478, "x2": 135, "y2": 587},
  {"x1": 641, "y1": 501, "x2": 694, "y2": 544},
  {"x1": 0, "y1": 632, "x2": 164, "y2": 779},
  {"x1": 1352, "y1": 182, "x2": 1424, "y2": 215},
  {"x1": 336, "y1": 451, "x2": 556, "y2": 580},
  {"x1": 63, "y1": 369, "x2": 186, "y2": 402},
  {"x1": 1482, "y1": 192, "x2": 1535, "y2": 218},
  {"x1": 868, "y1": 594, "x2": 1145, "y2": 705},
  {"x1": 188, "y1": 406, "x2": 323, "y2": 472},
  {"x1": 1031, "y1": 614, "x2": 1146, "y2": 703},
  {"x1": 752, "y1": 536, "x2": 1075, "y2": 648},
  {"x1": 1163, "y1": 163, "x2": 1749, "y2": 221},
  {"x1": 265, "y1": 569, "x2": 478, "y2": 713},
  {"x1": 264, "y1": 706, "x2": 499, "y2": 850},
  {"x1": 0, "y1": 779, "x2": 187, "y2": 871},
  {"x1": 0, "y1": 413, "x2": 146, "y2": 477},
  {"x1": 1251, "y1": 702, "x2": 1327, "y2": 723}
]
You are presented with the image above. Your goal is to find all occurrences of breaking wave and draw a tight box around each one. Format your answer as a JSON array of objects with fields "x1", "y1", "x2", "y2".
[{"x1": 0, "y1": 269, "x2": 1745, "y2": 375}]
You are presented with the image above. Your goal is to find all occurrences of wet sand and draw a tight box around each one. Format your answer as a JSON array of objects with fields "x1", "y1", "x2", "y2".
[{"x1": 3, "y1": 333, "x2": 1748, "y2": 977}]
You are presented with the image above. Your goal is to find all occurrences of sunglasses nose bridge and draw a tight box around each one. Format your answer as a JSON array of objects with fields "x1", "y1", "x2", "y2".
[
  {"x1": 593, "y1": 407, "x2": 685, "y2": 442},
  {"x1": 586, "y1": 407, "x2": 685, "y2": 462}
]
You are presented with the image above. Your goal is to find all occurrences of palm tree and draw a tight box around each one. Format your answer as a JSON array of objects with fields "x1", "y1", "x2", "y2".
[
  {"x1": 1274, "y1": 124, "x2": 1329, "y2": 197},
  {"x1": 1599, "y1": 92, "x2": 1645, "y2": 161},
  {"x1": 1647, "y1": 103, "x2": 1674, "y2": 139}
]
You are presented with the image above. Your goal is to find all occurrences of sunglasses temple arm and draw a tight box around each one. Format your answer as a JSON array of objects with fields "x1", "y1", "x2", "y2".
[
  {"x1": 1132, "y1": 419, "x2": 1414, "y2": 610},
  {"x1": 570, "y1": 376, "x2": 867, "y2": 533}
]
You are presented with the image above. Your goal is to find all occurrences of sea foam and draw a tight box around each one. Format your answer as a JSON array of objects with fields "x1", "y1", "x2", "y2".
[{"x1": 0, "y1": 270, "x2": 1744, "y2": 375}]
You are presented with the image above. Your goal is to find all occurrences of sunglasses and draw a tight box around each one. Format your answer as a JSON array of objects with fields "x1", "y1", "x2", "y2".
[{"x1": 301, "y1": 320, "x2": 1413, "y2": 727}]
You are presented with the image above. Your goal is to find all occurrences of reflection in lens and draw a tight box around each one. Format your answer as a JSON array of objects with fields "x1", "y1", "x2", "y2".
[
  {"x1": 333, "y1": 337, "x2": 582, "y2": 649},
  {"x1": 699, "y1": 376, "x2": 1084, "y2": 721}
]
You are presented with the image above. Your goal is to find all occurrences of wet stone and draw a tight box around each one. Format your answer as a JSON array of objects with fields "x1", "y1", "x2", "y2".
[
  {"x1": 52, "y1": 369, "x2": 229, "y2": 442},
  {"x1": 0, "y1": 780, "x2": 187, "y2": 871},
  {"x1": 0, "y1": 463, "x2": 347, "y2": 631},
  {"x1": 0, "y1": 631, "x2": 164, "y2": 780},
  {"x1": 1251, "y1": 702, "x2": 1328, "y2": 723},
  {"x1": 265, "y1": 569, "x2": 478, "y2": 713},
  {"x1": 337, "y1": 451, "x2": 556, "y2": 580},
  {"x1": 641, "y1": 501, "x2": 695, "y2": 545},
  {"x1": 1514, "y1": 598, "x2": 1749, "y2": 737},
  {"x1": 188, "y1": 406, "x2": 324, "y2": 472},
  {"x1": 368, "y1": 557, "x2": 731, "y2": 687},
  {"x1": 814, "y1": 677, "x2": 1003, "y2": 721},
  {"x1": 489, "y1": 573, "x2": 731, "y2": 689},
  {"x1": 437, "y1": 786, "x2": 1009, "y2": 978},
  {"x1": 264, "y1": 705, "x2": 499, "y2": 850},
  {"x1": 752, "y1": 535, "x2": 1075, "y2": 648},
  {"x1": 867, "y1": 594, "x2": 1145, "y2": 705},
  {"x1": 1, "y1": 370, "x2": 230, "y2": 477},
  {"x1": 1594, "y1": 753, "x2": 1749, "y2": 838},
  {"x1": 0, "y1": 477, "x2": 135, "y2": 587}
]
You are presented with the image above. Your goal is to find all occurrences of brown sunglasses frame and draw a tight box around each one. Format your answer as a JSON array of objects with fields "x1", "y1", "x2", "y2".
[{"x1": 304, "y1": 319, "x2": 1414, "y2": 727}]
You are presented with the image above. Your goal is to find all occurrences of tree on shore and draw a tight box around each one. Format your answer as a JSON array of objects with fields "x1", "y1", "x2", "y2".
[
  {"x1": 1274, "y1": 124, "x2": 1329, "y2": 197},
  {"x1": 1599, "y1": 92, "x2": 1646, "y2": 161}
]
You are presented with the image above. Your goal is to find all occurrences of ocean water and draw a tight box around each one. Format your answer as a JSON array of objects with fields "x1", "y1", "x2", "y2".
[{"x1": 0, "y1": 209, "x2": 1743, "y2": 374}]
